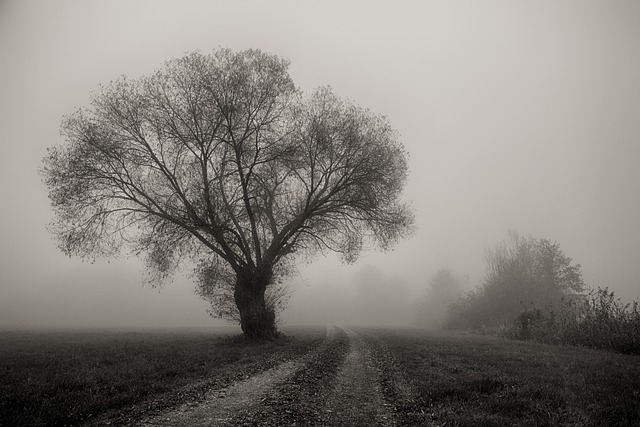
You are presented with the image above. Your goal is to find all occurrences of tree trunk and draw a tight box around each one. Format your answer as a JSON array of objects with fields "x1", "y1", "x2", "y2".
[{"x1": 234, "y1": 266, "x2": 278, "y2": 340}]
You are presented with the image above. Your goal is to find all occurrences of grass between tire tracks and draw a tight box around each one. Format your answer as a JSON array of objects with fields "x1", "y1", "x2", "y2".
[
  {"x1": 362, "y1": 327, "x2": 640, "y2": 426},
  {"x1": 0, "y1": 327, "x2": 326, "y2": 427},
  {"x1": 228, "y1": 327, "x2": 351, "y2": 426}
]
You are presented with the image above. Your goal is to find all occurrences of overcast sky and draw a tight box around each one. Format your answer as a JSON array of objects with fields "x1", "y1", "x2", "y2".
[{"x1": 1, "y1": 0, "x2": 639, "y2": 329}]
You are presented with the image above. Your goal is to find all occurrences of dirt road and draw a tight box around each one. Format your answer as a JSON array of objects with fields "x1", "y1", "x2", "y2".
[
  {"x1": 322, "y1": 327, "x2": 396, "y2": 426},
  {"x1": 135, "y1": 326, "x2": 406, "y2": 426}
]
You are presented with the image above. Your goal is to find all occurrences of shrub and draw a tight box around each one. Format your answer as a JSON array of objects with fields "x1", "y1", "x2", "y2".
[
  {"x1": 502, "y1": 287, "x2": 640, "y2": 355},
  {"x1": 446, "y1": 231, "x2": 586, "y2": 330}
]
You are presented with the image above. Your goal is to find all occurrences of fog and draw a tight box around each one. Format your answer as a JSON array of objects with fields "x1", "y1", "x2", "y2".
[{"x1": 1, "y1": 1, "x2": 639, "y2": 329}]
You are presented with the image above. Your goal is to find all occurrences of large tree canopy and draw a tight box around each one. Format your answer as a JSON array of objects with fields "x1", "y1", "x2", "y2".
[{"x1": 42, "y1": 49, "x2": 413, "y2": 339}]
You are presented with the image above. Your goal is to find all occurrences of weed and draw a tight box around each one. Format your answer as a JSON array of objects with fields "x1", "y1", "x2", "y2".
[{"x1": 502, "y1": 287, "x2": 640, "y2": 354}]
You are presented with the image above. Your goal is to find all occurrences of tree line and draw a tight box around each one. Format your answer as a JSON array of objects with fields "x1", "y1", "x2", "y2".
[{"x1": 416, "y1": 231, "x2": 640, "y2": 354}]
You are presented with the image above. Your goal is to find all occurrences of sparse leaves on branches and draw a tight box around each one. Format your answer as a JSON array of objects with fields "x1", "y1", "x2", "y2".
[{"x1": 42, "y1": 49, "x2": 413, "y2": 338}]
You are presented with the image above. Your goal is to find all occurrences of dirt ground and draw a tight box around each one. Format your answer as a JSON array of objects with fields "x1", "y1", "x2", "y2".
[
  {"x1": 84, "y1": 325, "x2": 640, "y2": 426},
  {"x1": 130, "y1": 325, "x2": 404, "y2": 426}
]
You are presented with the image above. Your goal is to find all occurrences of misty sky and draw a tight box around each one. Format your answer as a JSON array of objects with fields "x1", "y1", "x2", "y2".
[{"x1": 1, "y1": 0, "x2": 639, "y2": 328}]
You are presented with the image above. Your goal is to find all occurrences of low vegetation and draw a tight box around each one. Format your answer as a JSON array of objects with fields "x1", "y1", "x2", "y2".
[
  {"x1": 0, "y1": 326, "x2": 325, "y2": 426},
  {"x1": 502, "y1": 287, "x2": 640, "y2": 355},
  {"x1": 441, "y1": 231, "x2": 640, "y2": 354},
  {"x1": 366, "y1": 327, "x2": 640, "y2": 426}
]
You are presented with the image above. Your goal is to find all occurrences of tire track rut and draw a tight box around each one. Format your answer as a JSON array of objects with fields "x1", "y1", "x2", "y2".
[
  {"x1": 229, "y1": 325, "x2": 350, "y2": 426},
  {"x1": 134, "y1": 326, "x2": 406, "y2": 426},
  {"x1": 136, "y1": 327, "x2": 338, "y2": 427},
  {"x1": 323, "y1": 327, "x2": 396, "y2": 426}
]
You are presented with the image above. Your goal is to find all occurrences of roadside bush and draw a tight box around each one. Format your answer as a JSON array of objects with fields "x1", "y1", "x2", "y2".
[
  {"x1": 563, "y1": 287, "x2": 640, "y2": 354},
  {"x1": 501, "y1": 287, "x2": 640, "y2": 355}
]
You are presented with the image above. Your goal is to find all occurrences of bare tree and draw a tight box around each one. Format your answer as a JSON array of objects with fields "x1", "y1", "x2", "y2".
[
  {"x1": 415, "y1": 268, "x2": 463, "y2": 328},
  {"x1": 42, "y1": 49, "x2": 414, "y2": 339}
]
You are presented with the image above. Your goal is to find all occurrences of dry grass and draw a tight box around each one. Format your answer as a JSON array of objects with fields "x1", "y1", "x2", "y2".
[
  {"x1": 503, "y1": 288, "x2": 640, "y2": 355},
  {"x1": 4, "y1": 325, "x2": 638, "y2": 426},
  {"x1": 0, "y1": 326, "x2": 325, "y2": 426},
  {"x1": 364, "y1": 327, "x2": 640, "y2": 426}
]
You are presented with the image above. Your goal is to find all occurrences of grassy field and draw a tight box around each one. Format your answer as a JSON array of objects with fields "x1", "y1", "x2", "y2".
[
  {"x1": 364, "y1": 327, "x2": 640, "y2": 426},
  {"x1": 2, "y1": 326, "x2": 639, "y2": 426},
  {"x1": 0, "y1": 326, "x2": 326, "y2": 427}
]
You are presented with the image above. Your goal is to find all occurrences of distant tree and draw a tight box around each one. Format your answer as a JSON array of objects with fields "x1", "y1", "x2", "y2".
[
  {"x1": 353, "y1": 265, "x2": 412, "y2": 326},
  {"x1": 447, "y1": 231, "x2": 586, "y2": 329},
  {"x1": 415, "y1": 268, "x2": 463, "y2": 328},
  {"x1": 41, "y1": 49, "x2": 414, "y2": 340}
]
